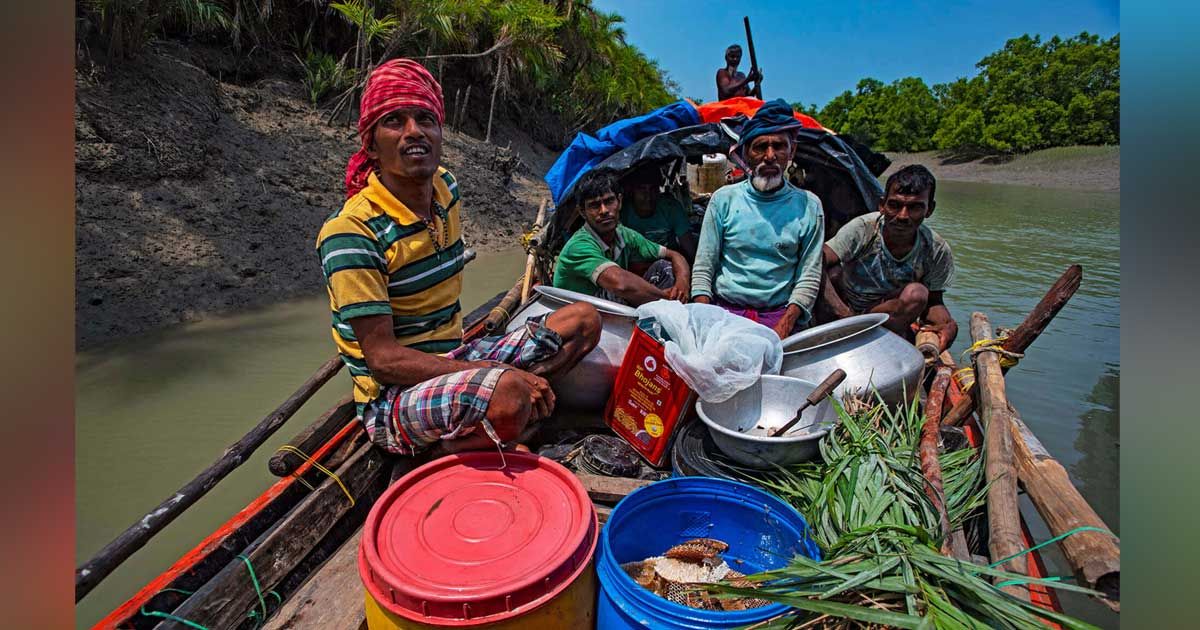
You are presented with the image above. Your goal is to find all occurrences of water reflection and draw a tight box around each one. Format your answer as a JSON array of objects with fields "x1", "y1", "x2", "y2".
[{"x1": 1073, "y1": 367, "x2": 1120, "y2": 532}]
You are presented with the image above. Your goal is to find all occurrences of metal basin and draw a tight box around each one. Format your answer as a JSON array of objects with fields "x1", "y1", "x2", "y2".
[
  {"x1": 780, "y1": 313, "x2": 924, "y2": 405},
  {"x1": 696, "y1": 375, "x2": 837, "y2": 468},
  {"x1": 504, "y1": 286, "x2": 635, "y2": 410}
]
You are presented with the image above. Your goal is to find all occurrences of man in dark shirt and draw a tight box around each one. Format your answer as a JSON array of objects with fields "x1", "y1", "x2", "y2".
[{"x1": 716, "y1": 44, "x2": 761, "y2": 100}]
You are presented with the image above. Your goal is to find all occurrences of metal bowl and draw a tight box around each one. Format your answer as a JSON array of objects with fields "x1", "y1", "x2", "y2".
[{"x1": 695, "y1": 375, "x2": 838, "y2": 468}]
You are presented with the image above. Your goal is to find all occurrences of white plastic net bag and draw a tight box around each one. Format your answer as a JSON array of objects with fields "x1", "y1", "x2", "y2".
[{"x1": 636, "y1": 300, "x2": 782, "y2": 403}]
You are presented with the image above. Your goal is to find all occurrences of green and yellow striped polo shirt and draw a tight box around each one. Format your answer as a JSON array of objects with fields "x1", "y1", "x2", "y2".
[{"x1": 316, "y1": 168, "x2": 466, "y2": 412}]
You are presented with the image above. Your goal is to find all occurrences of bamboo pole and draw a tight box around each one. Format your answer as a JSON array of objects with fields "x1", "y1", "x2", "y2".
[
  {"x1": 943, "y1": 265, "x2": 1083, "y2": 427},
  {"x1": 268, "y1": 395, "x2": 355, "y2": 477},
  {"x1": 919, "y1": 364, "x2": 971, "y2": 561},
  {"x1": 485, "y1": 277, "x2": 526, "y2": 333},
  {"x1": 1009, "y1": 407, "x2": 1120, "y2": 610},
  {"x1": 75, "y1": 356, "x2": 345, "y2": 602},
  {"x1": 970, "y1": 312, "x2": 1029, "y2": 600},
  {"x1": 520, "y1": 200, "x2": 548, "y2": 303}
]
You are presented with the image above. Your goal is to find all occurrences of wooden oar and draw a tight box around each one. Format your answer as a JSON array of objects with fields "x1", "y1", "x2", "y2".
[
  {"x1": 770, "y1": 369, "x2": 846, "y2": 437},
  {"x1": 75, "y1": 356, "x2": 344, "y2": 602}
]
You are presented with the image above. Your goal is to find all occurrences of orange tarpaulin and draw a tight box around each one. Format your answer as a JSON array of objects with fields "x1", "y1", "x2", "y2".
[{"x1": 692, "y1": 97, "x2": 831, "y2": 133}]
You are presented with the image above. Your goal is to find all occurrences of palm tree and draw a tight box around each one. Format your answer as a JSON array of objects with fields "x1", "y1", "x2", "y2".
[
  {"x1": 330, "y1": 0, "x2": 401, "y2": 74},
  {"x1": 482, "y1": 0, "x2": 563, "y2": 143}
]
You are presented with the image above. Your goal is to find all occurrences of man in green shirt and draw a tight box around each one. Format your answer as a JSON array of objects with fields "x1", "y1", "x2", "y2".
[
  {"x1": 620, "y1": 171, "x2": 698, "y2": 260},
  {"x1": 554, "y1": 170, "x2": 692, "y2": 306}
]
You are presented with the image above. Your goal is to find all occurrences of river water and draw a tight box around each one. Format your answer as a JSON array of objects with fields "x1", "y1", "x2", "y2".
[{"x1": 76, "y1": 181, "x2": 1119, "y2": 628}]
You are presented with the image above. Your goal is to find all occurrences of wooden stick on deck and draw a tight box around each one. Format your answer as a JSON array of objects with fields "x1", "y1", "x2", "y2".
[
  {"x1": 268, "y1": 395, "x2": 356, "y2": 477},
  {"x1": 943, "y1": 265, "x2": 1083, "y2": 427},
  {"x1": 157, "y1": 442, "x2": 387, "y2": 629},
  {"x1": 1009, "y1": 407, "x2": 1121, "y2": 610},
  {"x1": 75, "y1": 356, "x2": 345, "y2": 602},
  {"x1": 970, "y1": 312, "x2": 1029, "y2": 600},
  {"x1": 919, "y1": 363, "x2": 971, "y2": 561},
  {"x1": 520, "y1": 199, "x2": 549, "y2": 303},
  {"x1": 484, "y1": 277, "x2": 526, "y2": 333}
]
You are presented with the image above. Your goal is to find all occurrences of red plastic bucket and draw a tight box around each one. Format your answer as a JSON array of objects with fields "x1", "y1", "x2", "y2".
[{"x1": 360, "y1": 452, "x2": 598, "y2": 628}]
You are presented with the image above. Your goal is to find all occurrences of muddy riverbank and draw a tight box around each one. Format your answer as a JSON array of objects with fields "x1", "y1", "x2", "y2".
[{"x1": 75, "y1": 42, "x2": 553, "y2": 349}]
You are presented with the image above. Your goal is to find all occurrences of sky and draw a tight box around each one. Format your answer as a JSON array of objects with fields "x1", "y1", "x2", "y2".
[{"x1": 591, "y1": 0, "x2": 1119, "y2": 108}]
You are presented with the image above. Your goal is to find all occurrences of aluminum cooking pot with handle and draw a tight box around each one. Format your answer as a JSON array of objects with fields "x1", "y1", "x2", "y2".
[
  {"x1": 504, "y1": 286, "x2": 636, "y2": 410},
  {"x1": 780, "y1": 313, "x2": 924, "y2": 405}
]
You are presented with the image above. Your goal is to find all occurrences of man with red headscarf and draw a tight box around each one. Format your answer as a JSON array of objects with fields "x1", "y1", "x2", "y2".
[{"x1": 317, "y1": 59, "x2": 601, "y2": 456}]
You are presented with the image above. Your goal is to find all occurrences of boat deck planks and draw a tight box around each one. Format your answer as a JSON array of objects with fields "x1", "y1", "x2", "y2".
[
  {"x1": 263, "y1": 528, "x2": 367, "y2": 630},
  {"x1": 576, "y1": 473, "x2": 653, "y2": 504}
]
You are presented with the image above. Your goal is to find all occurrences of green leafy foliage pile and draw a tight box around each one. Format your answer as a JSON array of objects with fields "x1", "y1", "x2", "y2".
[
  {"x1": 709, "y1": 400, "x2": 1106, "y2": 629},
  {"x1": 77, "y1": 0, "x2": 678, "y2": 144},
  {"x1": 793, "y1": 33, "x2": 1119, "y2": 154}
]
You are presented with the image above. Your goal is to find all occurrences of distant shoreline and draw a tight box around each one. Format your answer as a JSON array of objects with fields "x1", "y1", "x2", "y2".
[{"x1": 882, "y1": 146, "x2": 1119, "y2": 192}]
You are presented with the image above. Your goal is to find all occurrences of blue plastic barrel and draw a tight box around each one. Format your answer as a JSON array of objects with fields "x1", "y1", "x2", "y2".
[{"x1": 596, "y1": 477, "x2": 822, "y2": 629}]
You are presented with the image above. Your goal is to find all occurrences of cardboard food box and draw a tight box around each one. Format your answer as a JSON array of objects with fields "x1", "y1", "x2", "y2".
[{"x1": 604, "y1": 318, "x2": 696, "y2": 466}]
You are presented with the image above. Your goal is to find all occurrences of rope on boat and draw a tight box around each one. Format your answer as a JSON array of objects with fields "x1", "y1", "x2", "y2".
[
  {"x1": 488, "y1": 304, "x2": 511, "y2": 322},
  {"x1": 275, "y1": 444, "x2": 356, "y2": 507},
  {"x1": 954, "y1": 331, "x2": 1025, "y2": 390},
  {"x1": 137, "y1": 556, "x2": 285, "y2": 629},
  {"x1": 520, "y1": 224, "x2": 541, "y2": 253},
  {"x1": 953, "y1": 367, "x2": 977, "y2": 392},
  {"x1": 139, "y1": 588, "x2": 209, "y2": 629},
  {"x1": 984, "y1": 525, "x2": 1113, "y2": 568},
  {"x1": 239, "y1": 553, "x2": 282, "y2": 627},
  {"x1": 139, "y1": 606, "x2": 209, "y2": 630}
]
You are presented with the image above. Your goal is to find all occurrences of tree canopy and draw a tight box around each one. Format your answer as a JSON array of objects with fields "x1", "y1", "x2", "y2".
[
  {"x1": 792, "y1": 32, "x2": 1119, "y2": 154},
  {"x1": 78, "y1": 0, "x2": 679, "y2": 146}
]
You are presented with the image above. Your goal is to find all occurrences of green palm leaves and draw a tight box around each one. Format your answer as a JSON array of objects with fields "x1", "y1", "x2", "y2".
[{"x1": 711, "y1": 399, "x2": 1104, "y2": 629}]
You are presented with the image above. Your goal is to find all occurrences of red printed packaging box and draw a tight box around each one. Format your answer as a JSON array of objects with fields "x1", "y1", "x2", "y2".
[{"x1": 604, "y1": 318, "x2": 696, "y2": 466}]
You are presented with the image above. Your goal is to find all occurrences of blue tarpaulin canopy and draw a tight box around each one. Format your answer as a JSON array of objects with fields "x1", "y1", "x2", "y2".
[{"x1": 544, "y1": 100, "x2": 700, "y2": 207}]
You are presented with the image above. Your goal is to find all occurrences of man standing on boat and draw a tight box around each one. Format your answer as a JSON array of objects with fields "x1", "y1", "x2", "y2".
[
  {"x1": 553, "y1": 170, "x2": 692, "y2": 306},
  {"x1": 690, "y1": 100, "x2": 824, "y2": 339},
  {"x1": 316, "y1": 59, "x2": 601, "y2": 456},
  {"x1": 716, "y1": 44, "x2": 762, "y2": 101},
  {"x1": 820, "y1": 164, "x2": 958, "y2": 350}
]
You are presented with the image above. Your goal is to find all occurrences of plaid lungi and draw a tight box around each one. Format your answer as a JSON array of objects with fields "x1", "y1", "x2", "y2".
[{"x1": 361, "y1": 314, "x2": 561, "y2": 454}]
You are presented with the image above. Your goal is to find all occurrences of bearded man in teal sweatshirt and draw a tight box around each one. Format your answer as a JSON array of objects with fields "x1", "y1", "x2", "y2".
[{"x1": 690, "y1": 99, "x2": 825, "y2": 339}]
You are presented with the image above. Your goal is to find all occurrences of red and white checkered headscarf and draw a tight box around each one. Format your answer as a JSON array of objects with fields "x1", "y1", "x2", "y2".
[{"x1": 345, "y1": 58, "x2": 445, "y2": 198}]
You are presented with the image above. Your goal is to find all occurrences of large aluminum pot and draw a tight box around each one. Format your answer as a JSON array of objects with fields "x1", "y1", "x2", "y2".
[
  {"x1": 504, "y1": 285, "x2": 635, "y2": 410},
  {"x1": 696, "y1": 375, "x2": 837, "y2": 468},
  {"x1": 780, "y1": 313, "x2": 924, "y2": 405}
]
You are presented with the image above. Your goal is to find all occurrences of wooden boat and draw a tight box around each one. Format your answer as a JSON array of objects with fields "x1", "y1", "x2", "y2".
[
  {"x1": 80, "y1": 99, "x2": 1113, "y2": 628},
  {"x1": 82, "y1": 280, "x2": 1079, "y2": 629}
]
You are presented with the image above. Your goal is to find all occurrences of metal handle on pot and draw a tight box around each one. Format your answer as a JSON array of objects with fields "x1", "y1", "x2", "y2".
[{"x1": 770, "y1": 369, "x2": 847, "y2": 438}]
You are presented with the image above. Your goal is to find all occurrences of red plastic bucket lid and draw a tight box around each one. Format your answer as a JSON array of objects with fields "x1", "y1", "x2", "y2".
[{"x1": 360, "y1": 452, "x2": 597, "y2": 626}]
